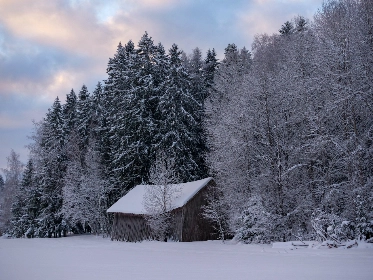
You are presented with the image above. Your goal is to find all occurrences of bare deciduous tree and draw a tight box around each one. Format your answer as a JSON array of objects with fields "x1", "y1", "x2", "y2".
[{"x1": 143, "y1": 152, "x2": 181, "y2": 241}]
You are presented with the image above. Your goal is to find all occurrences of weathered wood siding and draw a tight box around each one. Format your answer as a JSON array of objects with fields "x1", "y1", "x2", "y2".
[
  {"x1": 168, "y1": 180, "x2": 217, "y2": 241},
  {"x1": 110, "y1": 179, "x2": 217, "y2": 242},
  {"x1": 111, "y1": 213, "x2": 154, "y2": 242},
  {"x1": 169, "y1": 208, "x2": 183, "y2": 241},
  {"x1": 180, "y1": 180, "x2": 217, "y2": 241}
]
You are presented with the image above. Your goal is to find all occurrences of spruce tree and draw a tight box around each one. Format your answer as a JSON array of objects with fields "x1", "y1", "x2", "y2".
[
  {"x1": 0, "y1": 174, "x2": 4, "y2": 191},
  {"x1": 37, "y1": 98, "x2": 66, "y2": 237},
  {"x1": 75, "y1": 85, "x2": 92, "y2": 158},
  {"x1": 203, "y1": 48, "x2": 219, "y2": 98},
  {"x1": 102, "y1": 41, "x2": 138, "y2": 208},
  {"x1": 279, "y1": 21, "x2": 294, "y2": 35},
  {"x1": 62, "y1": 89, "x2": 77, "y2": 142},
  {"x1": 10, "y1": 159, "x2": 41, "y2": 238},
  {"x1": 119, "y1": 32, "x2": 157, "y2": 188},
  {"x1": 158, "y1": 44, "x2": 205, "y2": 182}
]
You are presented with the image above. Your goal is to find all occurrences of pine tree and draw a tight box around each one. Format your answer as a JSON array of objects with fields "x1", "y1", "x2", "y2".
[{"x1": 10, "y1": 159, "x2": 41, "y2": 238}]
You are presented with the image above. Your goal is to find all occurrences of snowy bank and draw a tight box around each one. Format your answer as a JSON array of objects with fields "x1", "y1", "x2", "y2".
[{"x1": 1, "y1": 235, "x2": 373, "y2": 280}]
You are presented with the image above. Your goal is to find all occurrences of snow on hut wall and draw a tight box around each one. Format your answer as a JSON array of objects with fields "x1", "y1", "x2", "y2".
[{"x1": 107, "y1": 178, "x2": 216, "y2": 242}]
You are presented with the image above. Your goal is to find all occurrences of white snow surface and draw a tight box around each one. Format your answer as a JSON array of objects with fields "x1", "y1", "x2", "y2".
[
  {"x1": 107, "y1": 177, "x2": 212, "y2": 214},
  {"x1": 1, "y1": 235, "x2": 373, "y2": 280}
]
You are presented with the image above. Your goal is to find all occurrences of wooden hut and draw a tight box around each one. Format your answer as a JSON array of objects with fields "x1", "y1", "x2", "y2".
[{"x1": 107, "y1": 177, "x2": 217, "y2": 242}]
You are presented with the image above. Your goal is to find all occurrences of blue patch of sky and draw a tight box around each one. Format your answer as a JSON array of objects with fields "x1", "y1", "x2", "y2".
[{"x1": 95, "y1": 2, "x2": 119, "y2": 24}]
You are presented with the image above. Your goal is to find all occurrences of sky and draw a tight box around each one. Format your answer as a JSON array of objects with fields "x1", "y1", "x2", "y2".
[{"x1": 0, "y1": 0, "x2": 324, "y2": 175}]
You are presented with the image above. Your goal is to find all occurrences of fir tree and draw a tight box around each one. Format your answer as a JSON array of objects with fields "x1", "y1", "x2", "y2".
[
  {"x1": 10, "y1": 159, "x2": 41, "y2": 238},
  {"x1": 37, "y1": 98, "x2": 66, "y2": 237},
  {"x1": 158, "y1": 44, "x2": 205, "y2": 182},
  {"x1": 203, "y1": 48, "x2": 219, "y2": 97},
  {"x1": 279, "y1": 21, "x2": 294, "y2": 35},
  {"x1": 0, "y1": 174, "x2": 4, "y2": 191},
  {"x1": 76, "y1": 85, "x2": 92, "y2": 157},
  {"x1": 62, "y1": 89, "x2": 77, "y2": 142}
]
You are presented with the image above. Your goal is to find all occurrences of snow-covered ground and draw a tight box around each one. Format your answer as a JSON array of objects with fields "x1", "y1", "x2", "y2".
[{"x1": 1, "y1": 235, "x2": 372, "y2": 280}]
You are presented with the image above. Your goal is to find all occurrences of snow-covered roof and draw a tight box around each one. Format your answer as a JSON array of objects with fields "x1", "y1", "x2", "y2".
[{"x1": 107, "y1": 177, "x2": 213, "y2": 214}]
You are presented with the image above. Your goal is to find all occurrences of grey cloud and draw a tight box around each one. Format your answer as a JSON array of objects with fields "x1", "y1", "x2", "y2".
[
  {"x1": 0, "y1": 127, "x2": 32, "y2": 172},
  {"x1": 0, "y1": 0, "x2": 325, "y2": 173},
  {"x1": 113, "y1": 0, "x2": 251, "y2": 57},
  {"x1": 0, "y1": 26, "x2": 90, "y2": 84}
]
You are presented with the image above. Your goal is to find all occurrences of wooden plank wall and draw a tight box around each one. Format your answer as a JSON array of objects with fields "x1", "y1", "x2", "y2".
[
  {"x1": 180, "y1": 181, "x2": 217, "y2": 241},
  {"x1": 169, "y1": 209, "x2": 183, "y2": 241},
  {"x1": 111, "y1": 213, "x2": 154, "y2": 242},
  {"x1": 110, "y1": 180, "x2": 218, "y2": 242}
]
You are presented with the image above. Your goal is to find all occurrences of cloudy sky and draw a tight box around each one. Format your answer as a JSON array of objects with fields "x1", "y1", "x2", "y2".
[{"x1": 0, "y1": 0, "x2": 323, "y2": 173}]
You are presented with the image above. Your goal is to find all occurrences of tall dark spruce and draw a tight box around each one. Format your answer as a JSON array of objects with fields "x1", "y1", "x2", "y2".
[{"x1": 37, "y1": 98, "x2": 66, "y2": 237}]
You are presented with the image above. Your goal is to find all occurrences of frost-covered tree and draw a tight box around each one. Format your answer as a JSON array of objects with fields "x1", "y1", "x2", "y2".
[
  {"x1": 279, "y1": 21, "x2": 294, "y2": 35},
  {"x1": 234, "y1": 195, "x2": 272, "y2": 244},
  {"x1": 157, "y1": 44, "x2": 207, "y2": 182},
  {"x1": 102, "y1": 41, "x2": 137, "y2": 202},
  {"x1": 143, "y1": 152, "x2": 180, "y2": 241},
  {"x1": 205, "y1": 43, "x2": 253, "y2": 235},
  {"x1": 0, "y1": 174, "x2": 4, "y2": 191},
  {"x1": 206, "y1": 0, "x2": 373, "y2": 243},
  {"x1": 61, "y1": 137, "x2": 106, "y2": 235},
  {"x1": 62, "y1": 89, "x2": 77, "y2": 142},
  {"x1": 75, "y1": 84, "x2": 92, "y2": 158},
  {"x1": 105, "y1": 35, "x2": 156, "y2": 195},
  {"x1": 10, "y1": 158, "x2": 41, "y2": 238},
  {"x1": 203, "y1": 48, "x2": 219, "y2": 96},
  {"x1": 28, "y1": 98, "x2": 66, "y2": 237},
  {"x1": 201, "y1": 183, "x2": 229, "y2": 242},
  {"x1": 0, "y1": 150, "x2": 23, "y2": 234},
  {"x1": 102, "y1": 34, "x2": 210, "y2": 202}
]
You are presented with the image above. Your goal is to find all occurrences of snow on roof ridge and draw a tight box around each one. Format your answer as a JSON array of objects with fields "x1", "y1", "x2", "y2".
[{"x1": 107, "y1": 177, "x2": 213, "y2": 214}]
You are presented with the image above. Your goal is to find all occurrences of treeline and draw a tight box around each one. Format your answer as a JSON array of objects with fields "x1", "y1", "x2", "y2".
[
  {"x1": 0, "y1": 33, "x2": 217, "y2": 237},
  {"x1": 1, "y1": 0, "x2": 372, "y2": 242},
  {"x1": 205, "y1": 0, "x2": 373, "y2": 243}
]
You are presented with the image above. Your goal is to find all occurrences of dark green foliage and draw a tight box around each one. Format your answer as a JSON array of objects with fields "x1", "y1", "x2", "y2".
[
  {"x1": 10, "y1": 159, "x2": 42, "y2": 238},
  {"x1": 10, "y1": 32, "x2": 215, "y2": 238},
  {"x1": 103, "y1": 33, "x2": 210, "y2": 194},
  {"x1": 0, "y1": 175, "x2": 4, "y2": 191},
  {"x1": 279, "y1": 21, "x2": 294, "y2": 35},
  {"x1": 157, "y1": 44, "x2": 207, "y2": 182},
  {"x1": 203, "y1": 48, "x2": 219, "y2": 93},
  {"x1": 62, "y1": 89, "x2": 77, "y2": 140}
]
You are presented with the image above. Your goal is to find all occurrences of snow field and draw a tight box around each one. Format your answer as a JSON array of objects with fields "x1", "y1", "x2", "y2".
[{"x1": 0, "y1": 235, "x2": 372, "y2": 280}]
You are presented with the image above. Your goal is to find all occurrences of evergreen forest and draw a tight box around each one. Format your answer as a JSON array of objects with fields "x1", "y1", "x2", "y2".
[{"x1": 1, "y1": 0, "x2": 372, "y2": 243}]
